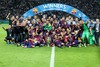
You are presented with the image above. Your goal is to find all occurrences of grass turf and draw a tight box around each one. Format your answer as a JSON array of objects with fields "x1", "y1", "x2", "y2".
[
  {"x1": 0, "y1": 24, "x2": 51, "y2": 67},
  {"x1": 55, "y1": 47, "x2": 100, "y2": 67},
  {"x1": 0, "y1": 24, "x2": 100, "y2": 67}
]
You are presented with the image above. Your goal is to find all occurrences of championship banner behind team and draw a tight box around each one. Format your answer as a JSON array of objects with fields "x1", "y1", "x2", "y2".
[{"x1": 23, "y1": 3, "x2": 89, "y2": 21}]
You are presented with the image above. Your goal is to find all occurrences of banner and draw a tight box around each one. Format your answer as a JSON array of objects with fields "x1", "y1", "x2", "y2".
[{"x1": 23, "y1": 3, "x2": 89, "y2": 21}]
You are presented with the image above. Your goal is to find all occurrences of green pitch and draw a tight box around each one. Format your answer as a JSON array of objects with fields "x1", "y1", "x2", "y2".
[
  {"x1": 0, "y1": 24, "x2": 100, "y2": 67},
  {"x1": 55, "y1": 47, "x2": 100, "y2": 67}
]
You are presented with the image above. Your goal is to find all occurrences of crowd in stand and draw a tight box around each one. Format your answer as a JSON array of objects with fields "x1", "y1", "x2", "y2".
[
  {"x1": 0, "y1": 0, "x2": 100, "y2": 20},
  {"x1": 2, "y1": 13, "x2": 100, "y2": 48}
]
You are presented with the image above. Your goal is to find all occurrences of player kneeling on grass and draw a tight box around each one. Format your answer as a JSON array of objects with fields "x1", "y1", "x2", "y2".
[
  {"x1": 55, "y1": 36, "x2": 64, "y2": 48},
  {"x1": 2, "y1": 26, "x2": 15, "y2": 44},
  {"x1": 65, "y1": 33, "x2": 78, "y2": 48},
  {"x1": 22, "y1": 38, "x2": 34, "y2": 48},
  {"x1": 32, "y1": 35, "x2": 44, "y2": 47}
]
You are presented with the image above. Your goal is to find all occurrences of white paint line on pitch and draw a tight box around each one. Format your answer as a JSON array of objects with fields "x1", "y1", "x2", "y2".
[{"x1": 50, "y1": 46, "x2": 55, "y2": 67}]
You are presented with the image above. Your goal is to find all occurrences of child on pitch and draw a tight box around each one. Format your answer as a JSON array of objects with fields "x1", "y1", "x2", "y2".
[
  {"x1": 50, "y1": 31, "x2": 56, "y2": 47},
  {"x1": 60, "y1": 31, "x2": 66, "y2": 46},
  {"x1": 23, "y1": 38, "x2": 34, "y2": 48},
  {"x1": 73, "y1": 31, "x2": 79, "y2": 47},
  {"x1": 32, "y1": 36, "x2": 41, "y2": 47},
  {"x1": 64, "y1": 35, "x2": 69, "y2": 47},
  {"x1": 77, "y1": 33, "x2": 82, "y2": 47},
  {"x1": 77, "y1": 24, "x2": 83, "y2": 47},
  {"x1": 74, "y1": 24, "x2": 83, "y2": 47},
  {"x1": 55, "y1": 36, "x2": 63, "y2": 48},
  {"x1": 65, "y1": 33, "x2": 78, "y2": 48},
  {"x1": 31, "y1": 31, "x2": 43, "y2": 47},
  {"x1": 65, "y1": 34, "x2": 72, "y2": 48},
  {"x1": 36, "y1": 32, "x2": 45, "y2": 47},
  {"x1": 28, "y1": 32, "x2": 39, "y2": 47}
]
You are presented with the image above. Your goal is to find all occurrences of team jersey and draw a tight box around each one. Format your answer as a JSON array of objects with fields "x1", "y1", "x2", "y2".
[
  {"x1": 82, "y1": 23, "x2": 89, "y2": 31},
  {"x1": 6, "y1": 29, "x2": 12, "y2": 37}
]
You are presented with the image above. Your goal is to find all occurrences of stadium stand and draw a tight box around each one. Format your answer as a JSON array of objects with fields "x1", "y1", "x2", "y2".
[{"x1": 0, "y1": 0, "x2": 100, "y2": 20}]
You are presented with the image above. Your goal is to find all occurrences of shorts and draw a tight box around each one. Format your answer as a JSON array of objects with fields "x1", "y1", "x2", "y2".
[{"x1": 6, "y1": 37, "x2": 12, "y2": 40}]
